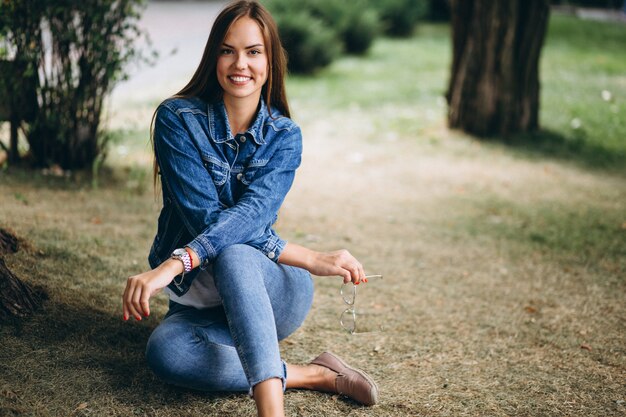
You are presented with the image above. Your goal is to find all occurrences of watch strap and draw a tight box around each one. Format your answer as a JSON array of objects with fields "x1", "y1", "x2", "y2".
[{"x1": 171, "y1": 248, "x2": 192, "y2": 273}]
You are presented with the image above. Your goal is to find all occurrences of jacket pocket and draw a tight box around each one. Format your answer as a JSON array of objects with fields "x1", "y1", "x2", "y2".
[
  {"x1": 241, "y1": 158, "x2": 268, "y2": 186},
  {"x1": 203, "y1": 155, "x2": 230, "y2": 187}
]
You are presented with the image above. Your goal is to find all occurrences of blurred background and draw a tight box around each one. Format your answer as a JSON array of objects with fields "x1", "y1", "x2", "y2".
[{"x1": 1, "y1": 1, "x2": 625, "y2": 416}]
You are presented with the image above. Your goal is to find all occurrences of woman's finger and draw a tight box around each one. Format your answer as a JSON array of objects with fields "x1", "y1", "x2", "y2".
[
  {"x1": 122, "y1": 280, "x2": 131, "y2": 321},
  {"x1": 123, "y1": 278, "x2": 141, "y2": 321},
  {"x1": 357, "y1": 263, "x2": 367, "y2": 283},
  {"x1": 341, "y1": 269, "x2": 351, "y2": 284},
  {"x1": 131, "y1": 283, "x2": 144, "y2": 320},
  {"x1": 125, "y1": 279, "x2": 143, "y2": 321},
  {"x1": 140, "y1": 290, "x2": 151, "y2": 318},
  {"x1": 347, "y1": 265, "x2": 361, "y2": 284}
]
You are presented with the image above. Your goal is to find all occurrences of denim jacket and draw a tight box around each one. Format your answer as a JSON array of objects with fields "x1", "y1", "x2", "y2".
[{"x1": 148, "y1": 96, "x2": 302, "y2": 296}]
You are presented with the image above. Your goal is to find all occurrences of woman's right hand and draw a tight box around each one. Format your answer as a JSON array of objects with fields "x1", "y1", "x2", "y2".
[{"x1": 122, "y1": 259, "x2": 181, "y2": 321}]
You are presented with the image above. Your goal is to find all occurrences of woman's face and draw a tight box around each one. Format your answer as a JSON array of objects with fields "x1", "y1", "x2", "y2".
[{"x1": 217, "y1": 16, "x2": 268, "y2": 105}]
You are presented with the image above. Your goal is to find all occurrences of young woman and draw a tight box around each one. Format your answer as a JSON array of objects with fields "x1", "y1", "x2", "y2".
[{"x1": 122, "y1": 1, "x2": 378, "y2": 415}]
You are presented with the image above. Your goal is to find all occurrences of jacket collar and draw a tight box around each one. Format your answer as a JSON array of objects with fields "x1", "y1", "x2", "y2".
[{"x1": 208, "y1": 99, "x2": 267, "y2": 146}]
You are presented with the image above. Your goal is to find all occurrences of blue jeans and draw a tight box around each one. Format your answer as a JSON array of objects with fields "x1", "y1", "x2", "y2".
[{"x1": 145, "y1": 244, "x2": 314, "y2": 392}]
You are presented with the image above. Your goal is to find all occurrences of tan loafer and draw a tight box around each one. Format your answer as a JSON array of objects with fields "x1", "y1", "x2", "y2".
[{"x1": 310, "y1": 351, "x2": 379, "y2": 406}]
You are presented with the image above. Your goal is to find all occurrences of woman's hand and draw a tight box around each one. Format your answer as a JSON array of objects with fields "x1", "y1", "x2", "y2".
[
  {"x1": 278, "y1": 243, "x2": 367, "y2": 284},
  {"x1": 307, "y1": 249, "x2": 367, "y2": 284},
  {"x1": 122, "y1": 259, "x2": 181, "y2": 321}
]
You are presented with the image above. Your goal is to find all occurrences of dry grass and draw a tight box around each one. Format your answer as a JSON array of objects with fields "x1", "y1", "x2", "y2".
[{"x1": 1, "y1": 16, "x2": 625, "y2": 417}]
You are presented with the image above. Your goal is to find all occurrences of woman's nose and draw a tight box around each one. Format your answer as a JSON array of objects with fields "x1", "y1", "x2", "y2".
[{"x1": 235, "y1": 54, "x2": 247, "y2": 69}]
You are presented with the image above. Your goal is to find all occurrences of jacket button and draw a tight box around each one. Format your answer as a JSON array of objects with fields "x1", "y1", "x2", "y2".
[
  {"x1": 267, "y1": 251, "x2": 275, "y2": 259},
  {"x1": 239, "y1": 135, "x2": 247, "y2": 143},
  {"x1": 236, "y1": 173, "x2": 243, "y2": 181}
]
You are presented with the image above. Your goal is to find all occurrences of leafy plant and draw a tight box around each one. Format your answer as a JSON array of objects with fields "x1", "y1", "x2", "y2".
[
  {"x1": 306, "y1": 0, "x2": 380, "y2": 55},
  {"x1": 272, "y1": 10, "x2": 341, "y2": 74},
  {"x1": 267, "y1": 0, "x2": 378, "y2": 73},
  {"x1": 372, "y1": 0, "x2": 428, "y2": 37},
  {"x1": 0, "y1": 0, "x2": 153, "y2": 170}
]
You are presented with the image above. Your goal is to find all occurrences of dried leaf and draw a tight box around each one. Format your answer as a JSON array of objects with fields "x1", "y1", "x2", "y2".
[
  {"x1": 524, "y1": 306, "x2": 537, "y2": 314},
  {"x1": 580, "y1": 344, "x2": 592, "y2": 351},
  {"x1": 91, "y1": 217, "x2": 102, "y2": 225},
  {"x1": 74, "y1": 402, "x2": 88, "y2": 411}
]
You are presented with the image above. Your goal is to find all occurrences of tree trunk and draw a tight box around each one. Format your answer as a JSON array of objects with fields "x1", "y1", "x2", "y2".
[
  {"x1": 0, "y1": 228, "x2": 43, "y2": 320},
  {"x1": 446, "y1": 0, "x2": 550, "y2": 137},
  {"x1": 9, "y1": 116, "x2": 19, "y2": 164}
]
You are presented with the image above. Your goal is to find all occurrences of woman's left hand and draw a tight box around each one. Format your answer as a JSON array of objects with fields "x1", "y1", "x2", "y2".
[
  {"x1": 278, "y1": 243, "x2": 367, "y2": 285},
  {"x1": 307, "y1": 249, "x2": 367, "y2": 284}
]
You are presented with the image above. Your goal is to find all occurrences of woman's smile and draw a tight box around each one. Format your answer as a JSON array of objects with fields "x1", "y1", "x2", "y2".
[
  {"x1": 228, "y1": 74, "x2": 253, "y2": 85},
  {"x1": 217, "y1": 16, "x2": 268, "y2": 104}
]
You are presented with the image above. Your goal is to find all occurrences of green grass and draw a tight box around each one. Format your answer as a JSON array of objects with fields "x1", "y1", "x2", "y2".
[
  {"x1": 537, "y1": 15, "x2": 626, "y2": 170},
  {"x1": 1, "y1": 13, "x2": 625, "y2": 417}
]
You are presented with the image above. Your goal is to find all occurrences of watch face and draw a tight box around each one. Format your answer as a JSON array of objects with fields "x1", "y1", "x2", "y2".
[{"x1": 172, "y1": 248, "x2": 186, "y2": 257}]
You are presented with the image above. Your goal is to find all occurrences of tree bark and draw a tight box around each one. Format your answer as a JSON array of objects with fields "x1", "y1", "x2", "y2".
[
  {"x1": 0, "y1": 229, "x2": 43, "y2": 320},
  {"x1": 446, "y1": 0, "x2": 550, "y2": 137},
  {"x1": 0, "y1": 258, "x2": 42, "y2": 320},
  {"x1": 0, "y1": 228, "x2": 20, "y2": 254}
]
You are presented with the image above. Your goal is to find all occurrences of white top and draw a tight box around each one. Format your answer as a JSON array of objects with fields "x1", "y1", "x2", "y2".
[{"x1": 164, "y1": 265, "x2": 222, "y2": 309}]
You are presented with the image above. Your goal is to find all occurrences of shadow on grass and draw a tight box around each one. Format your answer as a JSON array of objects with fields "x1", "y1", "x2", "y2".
[
  {"x1": 501, "y1": 128, "x2": 626, "y2": 175},
  {"x1": 0, "y1": 297, "x2": 235, "y2": 414},
  {"x1": 0, "y1": 163, "x2": 149, "y2": 193}
]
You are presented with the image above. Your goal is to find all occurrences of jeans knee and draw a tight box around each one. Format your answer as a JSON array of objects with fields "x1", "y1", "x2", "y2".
[
  {"x1": 213, "y1": 244, "x2": 263, "y2": 286},
  {"x1": 145, "y1": 325, "x2": 188, "y2": 383},
  {"x1": 215, "y1": 244, "x2": 259, "y2": 266},
  {"x1": 146, "y1": 323, "x2": 249, "y2": 392}
]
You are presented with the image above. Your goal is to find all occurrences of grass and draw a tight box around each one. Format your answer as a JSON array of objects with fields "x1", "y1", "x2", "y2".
[
  {"x1": 530, "y1": 15, "x2": 626, "y2": 171},
  {"x1": 1, "y1": 13, "x2": 626, "y2": 417}
]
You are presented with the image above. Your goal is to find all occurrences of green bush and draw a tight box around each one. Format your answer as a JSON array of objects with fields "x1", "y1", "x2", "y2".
[
  {"x1": 267, "y1": 0, "x2": 379, "y2": 73},
  {"x1": 0, "y1": 0, "x2": 151, "y2": 170},
  {"x1": 307, "y1": 0, "x2": 380, "y2": 55},
  {"x1": 273, "y1": 10, "x2": 341, "y2": 74},
  {"x1": 373, "y1": 0, "x2": 428, "y2": 37},
  {"x1": 426, "y1": 0, "x2": 451, "y2": 22}
]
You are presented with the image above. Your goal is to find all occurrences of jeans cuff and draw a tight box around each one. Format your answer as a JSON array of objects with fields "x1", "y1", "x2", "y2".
[{"x1": 248, "y1": 360, "x2": 287, "y2": 398}]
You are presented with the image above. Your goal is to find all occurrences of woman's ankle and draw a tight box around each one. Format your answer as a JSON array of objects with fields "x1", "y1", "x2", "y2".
[
  {"x1": 285, "y1": 363, "x2": 336, "y2": 392},
  {"x1": 253, "y1": 378, "x2": 285, "y2": 417},
  {"x1": 309, "y1": 363, "x2": 337, "y2": 393}
]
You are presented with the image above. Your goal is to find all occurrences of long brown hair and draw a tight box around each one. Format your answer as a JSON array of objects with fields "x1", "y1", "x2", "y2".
[
  {"x1": 152, "y1": 0, "x2": 290, "y2": 188},
  {"x1": 177, "y1": 0, "x2": 290, "y2": 116}
]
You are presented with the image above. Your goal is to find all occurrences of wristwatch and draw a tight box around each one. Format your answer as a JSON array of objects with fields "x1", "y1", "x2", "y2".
[{"x1": 171, "y1": 248, "x2": 192, "y2": 274}]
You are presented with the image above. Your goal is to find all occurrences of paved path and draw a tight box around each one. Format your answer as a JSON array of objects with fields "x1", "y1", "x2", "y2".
[{"x1": 110, "y1": 1, "x2": 227, "y2": 105}]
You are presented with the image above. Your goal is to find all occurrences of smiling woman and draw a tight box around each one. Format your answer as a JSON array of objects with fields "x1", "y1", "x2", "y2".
[{"x1": 120, "y1": 1, "x2": 379, "y2": 416}]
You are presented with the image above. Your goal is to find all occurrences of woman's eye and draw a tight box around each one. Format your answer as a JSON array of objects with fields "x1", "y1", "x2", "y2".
[
  {"x1": 220, "y1": 49, "x2": 233, "y2": 55},
  {"x1": 249, "y1": 50, "x2": 261, "y2": 55}
]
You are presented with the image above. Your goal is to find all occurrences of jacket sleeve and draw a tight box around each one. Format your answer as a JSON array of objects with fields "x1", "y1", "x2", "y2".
[{"x1": 186, "y1": 125, "x2": 302, "y2": 269}]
